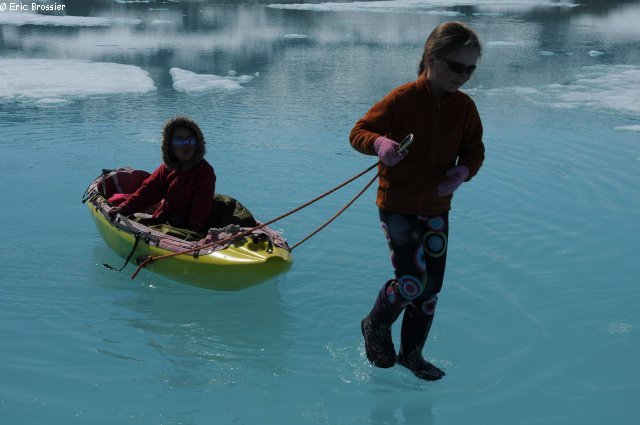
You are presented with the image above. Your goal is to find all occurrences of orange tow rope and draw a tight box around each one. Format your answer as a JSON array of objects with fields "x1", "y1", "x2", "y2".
[
  {"x1": 290, "y1": 171, "x2": 379, "y2": 250},
  {"x1": 130, "y1": 161, "x2": 380, "y2": 280}
]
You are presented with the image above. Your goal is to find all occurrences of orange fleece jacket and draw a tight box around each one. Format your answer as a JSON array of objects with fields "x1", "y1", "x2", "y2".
[{"x1": 350, "y1": 76, "x2": 484, "y2": 215}]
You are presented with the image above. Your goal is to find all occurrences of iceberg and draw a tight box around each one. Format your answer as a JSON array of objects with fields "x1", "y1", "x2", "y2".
[
  {"x1": 0, "y1": 59, "x2": 156, "y2": 104},
  {"x1": 170, "y1": 68, "x2": 255, "y2": 95}
]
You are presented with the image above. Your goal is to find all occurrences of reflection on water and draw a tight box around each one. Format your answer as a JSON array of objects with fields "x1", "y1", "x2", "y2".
[
  {"x1": 2, "y1": 1, "x2": 639, "y2": 424},
  {"x1": 1, "y1": 0, "x2": 639, "y2": 94}
]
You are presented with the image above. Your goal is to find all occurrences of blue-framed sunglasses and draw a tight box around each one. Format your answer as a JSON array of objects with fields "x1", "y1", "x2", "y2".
[
  {"x1": 442, "y1": 59, "x2": 477, "y2": 76},
  {"x1": 172, "y1": 137, "x2": 197, "y2": 147}
]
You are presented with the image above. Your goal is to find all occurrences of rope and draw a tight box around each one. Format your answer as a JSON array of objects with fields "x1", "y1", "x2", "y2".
[
  {"x1": 129, "y1": 161, "x2": 380, "y2": 280},
  {"x1": 103, "y1": 231, "x2": 143, "y2": 271},
  {"x1": 290, "y1": 171, "x2": 379, "y2": 250}
]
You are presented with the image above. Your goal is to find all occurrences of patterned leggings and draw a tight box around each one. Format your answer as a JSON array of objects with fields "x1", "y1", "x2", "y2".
[
  {"x1": 370, "y1": 209, "x2": 449, "y2": 354},
  {"x1": 380, "y1": 209, "x2": 448, "y2": 310}
]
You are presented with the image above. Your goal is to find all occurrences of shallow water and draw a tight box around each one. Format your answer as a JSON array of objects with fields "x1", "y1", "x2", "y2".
[{"x1": 1, "y1": 1, "x2": 639, "y2": 424}]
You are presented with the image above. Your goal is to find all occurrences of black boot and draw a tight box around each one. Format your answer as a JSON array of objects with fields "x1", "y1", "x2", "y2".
[
  {"x1": 361, "y1": 280, "x2": 403, "y2": 368},
  {"x1": 361, "y1": 315, "x2": 396, "y2": 368},
  {"x1": 397, "y1": 303, "x2": 445, "y2": 381},
  {"x1": 397, "y1": 348, "x2": 445, "y2": 381}
]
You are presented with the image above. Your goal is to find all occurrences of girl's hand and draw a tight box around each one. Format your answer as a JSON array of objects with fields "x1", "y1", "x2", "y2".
[
  {"x1": 108, "y1": 206, "x2": 129, "y2": 219},
  {"x1": 437, "y1": 165, "x2": 469, "y2": 196},
  {"x1": 374, "y1": 136, "x2": 408, "y2": 166},
  {"x1": 107, "y1": 207, "x2": 121, "y2": 219}
]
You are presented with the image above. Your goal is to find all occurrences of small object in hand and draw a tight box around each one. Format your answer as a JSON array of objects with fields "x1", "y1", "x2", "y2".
[
  {"x1": 395, "y1": 133, "x2": 414, "y2": 154},
  {"x1": 374, "y1": 136, "x2": 409, "y2": 166}
]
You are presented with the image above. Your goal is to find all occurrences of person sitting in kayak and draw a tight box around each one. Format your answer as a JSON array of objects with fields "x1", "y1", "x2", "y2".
[{"x1": 107, "y1": 115, "x2": 216, "y2": 233}]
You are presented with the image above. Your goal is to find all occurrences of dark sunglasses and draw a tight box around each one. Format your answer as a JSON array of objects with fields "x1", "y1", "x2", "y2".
[
  {"x1": 172, "y1": 136, "x2": 197, "y2": 147},
  {"x1": 442, "y1": 59, "x2": 477, "y2": 76}
]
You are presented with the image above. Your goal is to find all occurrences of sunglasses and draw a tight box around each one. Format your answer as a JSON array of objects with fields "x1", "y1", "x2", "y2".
[
  {"x1": 442, "y1": 59, "x2": 477, "y2": 76},
  {"x1": 172, "y1": 137, "x2": 197, "y2": 147}
]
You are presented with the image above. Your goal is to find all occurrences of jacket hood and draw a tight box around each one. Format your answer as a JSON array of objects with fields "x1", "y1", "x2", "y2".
[{"x1": 161, "y1": 115, "x2": 206, "y2": 170}]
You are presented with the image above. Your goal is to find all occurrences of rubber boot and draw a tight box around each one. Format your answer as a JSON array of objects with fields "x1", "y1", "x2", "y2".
[
  {"x1": 397, "y1": 303, "x2": 445, "y2": 381},
  {"x1": 361, "y1": 280, "x2": 403, "y2": 368}
]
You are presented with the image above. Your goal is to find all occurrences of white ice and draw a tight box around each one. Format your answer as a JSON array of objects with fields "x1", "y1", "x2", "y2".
[
  {"x1": 170, "y1": 68, "x2": 255, "y2": 95},
  {"x1": 485, "y1": 65, "x2": 640, "y2": 118},
  {"x1": 550, "y1": 65, "x2": 640, "y2": 116},
  {"x1": 267, "y1": 0, "x2": 579, "y2": 13},
  {"x1": 0, "y1": 59, "x2": 156, "y2": 105},
  {"x1": 283, "y1": 34, "x2": 311, "y2": 39},
  {"x1": 486, "y1": 41, "x2": 528, "y2": 47},
  {"x1": 0, "y1": 12, "x2": 140, "y2": 27},
  {"x1": 614, "y1": 125, "x2": 640, "y2": 134}
]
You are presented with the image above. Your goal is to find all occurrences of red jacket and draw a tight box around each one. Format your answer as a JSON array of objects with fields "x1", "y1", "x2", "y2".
[
  {"x1": 350, "y1": 76, "x2": 484, "y2": 215},
  {"x1": 119, "y1": 160, "x2": 216, "y2": 232}
]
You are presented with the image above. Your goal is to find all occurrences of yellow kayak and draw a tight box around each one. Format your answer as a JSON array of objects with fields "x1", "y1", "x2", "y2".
[{"x1": 83, "y1": 168, "x2": 293, "y2": 291}]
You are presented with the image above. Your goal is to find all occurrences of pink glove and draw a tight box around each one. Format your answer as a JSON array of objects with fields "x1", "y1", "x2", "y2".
[
  {"x1": 438, "y1": 165, "x2": 469, "y2": 196},
  {"x1": 374, "y1": 136, "x2": 408, "y2": 166}
]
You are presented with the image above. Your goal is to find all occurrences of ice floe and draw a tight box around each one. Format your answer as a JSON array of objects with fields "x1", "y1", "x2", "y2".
[
  {"x1": 485, "y1": 65, "x2": 640, "y2": 118},
  {"x1": 550, "y1": 65, "x2": 640, "y2": 116},
  {"x1": 0, "y1": 12, "x2": 140, "y2": 27},
  {"x1": 605, "y1": 322, "x2": 633, "y2": 334},
  {"x1": 0, "y1": 58, "x2": 156, "y2": 105},
  {"x1": 170, "y1": 68, "x2": 255, "y2": 95},
  {"x1": 614, "y1": 125, "x2": 640, "y2": 134},
  {"x1": 486, "y1": 41, "x2": 528, "y2": 47},
  {"x1": 283, "y1": 34, "x2": 311, "y2": 40},
  {"x1": 267, "y1": 0, "x2": 579, "y2": 13}
]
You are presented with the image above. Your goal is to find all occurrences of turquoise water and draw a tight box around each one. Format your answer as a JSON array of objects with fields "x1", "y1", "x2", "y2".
[{"x1": 1, "y1": 1, "x2": 639, "y2": 424}]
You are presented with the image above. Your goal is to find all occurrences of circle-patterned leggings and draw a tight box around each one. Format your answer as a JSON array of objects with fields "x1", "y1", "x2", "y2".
[{"x1": 378, "y1": 209, "x2": 449, "y2": 317}]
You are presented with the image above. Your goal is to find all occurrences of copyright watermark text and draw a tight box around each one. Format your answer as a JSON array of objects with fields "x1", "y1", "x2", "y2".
[{"x1": 0, "y1": 3, "x2": 66, "y2": 12}]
